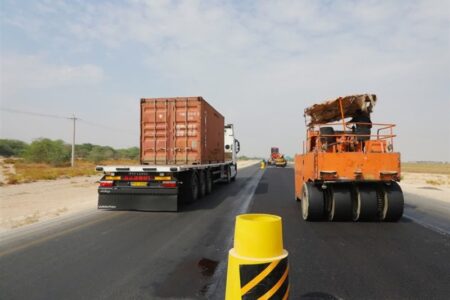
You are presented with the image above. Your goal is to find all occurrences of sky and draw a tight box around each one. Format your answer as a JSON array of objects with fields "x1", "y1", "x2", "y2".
[{"x1": 1, "y1": 0, "x2": 449, "y2": 161}]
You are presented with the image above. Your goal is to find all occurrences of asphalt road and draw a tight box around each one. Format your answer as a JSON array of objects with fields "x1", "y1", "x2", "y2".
[
  {"x1": 1, "y1": 165, "x2": 449, "y2": 300},
  {"x1": 0, "y1": 164, "x2": 263, "y2": 300},
  {"x1": 248, "y1": 167, "x2": 450, "y2": 299},
  {"x1": 403, "y1": 189, "x2": 450, "y2": 235}
]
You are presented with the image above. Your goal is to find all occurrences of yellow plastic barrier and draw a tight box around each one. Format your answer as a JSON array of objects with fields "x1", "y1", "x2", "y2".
[
  {"x1": 225, "y1": 214, "x2": 289, "y2": 299},
  {"x1": 260, "y1": 161, "x2": 266, "y2": 169}
]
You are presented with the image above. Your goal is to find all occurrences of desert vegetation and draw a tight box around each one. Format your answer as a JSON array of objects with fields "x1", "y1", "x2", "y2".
[
  {"x1": 401, "y1": 162, "x2": 450, "y2": 175},
  {"x1": 0, "y1": 138, "x2": 139, "y2": 184}
]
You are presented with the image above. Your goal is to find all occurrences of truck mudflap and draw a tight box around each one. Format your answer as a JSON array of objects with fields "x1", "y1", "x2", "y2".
[{"x1": 98, "y1": 187, "x2": 179, "y2": 212}]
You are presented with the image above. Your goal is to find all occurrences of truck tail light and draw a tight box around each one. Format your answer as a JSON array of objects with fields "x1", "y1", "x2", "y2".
[
  {"x1": 380, "y1": 171, "x2": 398, "y2": 181},
  {"x1": 99, "y1": 181, "x2": 114, "y2": 187},
  {"x1": 162, "y1": 181, "x2": 177, "y2": 188},
  {"x1": 354, "y1": 170, "x2": 363, "y2": 179},
  {"x1": 320, "y1": 171, "x2": 338, "y2": 180}
]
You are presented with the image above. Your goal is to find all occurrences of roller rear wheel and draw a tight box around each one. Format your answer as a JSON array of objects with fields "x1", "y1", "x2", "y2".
[
  {"x1": 301, "y1": 183, "x2": 324, "y2": 221},
  {"x1": 352, "y1": 184, "x2": 379, "y2": 221},
  {"x1": 327, "y1": 184, "x2": 352, "y2": 221},
  {"x1": 381, "y1": 182, "x2": 404, "y2": 222}
]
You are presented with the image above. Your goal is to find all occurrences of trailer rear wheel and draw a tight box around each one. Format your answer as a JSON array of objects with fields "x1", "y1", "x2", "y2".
[
  {"x1": 198, "y1": 170, "x2": 206, "y2": 198},
  {"x1": 327, "y1": 184, "x2": 352, "y2": 221},
  {"x1": 181, "y1": 171, "x2": 199, "y2": 203},
  {"x1": 231, "y1": 164, "x2": 237, "y2": 181},
  {"x1": 205, "y1": 170, "x2": 213, "y2": 194},
  {"x1": 381, "y1": 182, "x2": 404, "y2": 222},
  {"x1": 301, "y1": 183, "x2": 324, "y2": 221},
  {"x1": 352, "y1": 184, "x2": 378, "y2": 221},
  {"x1": 225, "y1": 165, "x2": 231, "y2": 184}
]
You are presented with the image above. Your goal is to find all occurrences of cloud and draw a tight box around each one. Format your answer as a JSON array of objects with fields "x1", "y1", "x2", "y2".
[
  {"x1": 1, "y1": 0, "x2": 449, "y2": 160},
  {"x1": 1, "y1": 54, "x2": 104, "y2": 96}
]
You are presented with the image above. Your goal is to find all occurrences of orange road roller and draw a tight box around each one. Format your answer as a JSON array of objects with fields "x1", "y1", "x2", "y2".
[{"x1": 294, "y1": 94, "x2": 404, "y2": 222}]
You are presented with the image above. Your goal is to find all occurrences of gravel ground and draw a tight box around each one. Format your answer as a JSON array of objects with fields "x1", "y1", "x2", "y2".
[
  {"x1": 400, "y1": 172, "x2": 450, "y2": 204},
  {"x1": 0, "y1": 160, "x2": 259, "y2": 232}
]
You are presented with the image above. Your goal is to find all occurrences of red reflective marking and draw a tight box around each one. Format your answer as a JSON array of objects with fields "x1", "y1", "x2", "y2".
[
  {"x1": 162, "y1": 181, "x2": 177, "y2": 188},
  {"x1": 122, "y1": 175, "x2": 151, "y2": 181}
]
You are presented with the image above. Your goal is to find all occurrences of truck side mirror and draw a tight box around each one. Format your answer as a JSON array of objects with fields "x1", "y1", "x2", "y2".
[{"x1": 235, "y1": 139, "x2": 240, "y2": 153}]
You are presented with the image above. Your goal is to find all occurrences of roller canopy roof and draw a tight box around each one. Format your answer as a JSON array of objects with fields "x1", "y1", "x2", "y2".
[{"x1": 304, "y1": 94, "x2": 377, "y2": 126}]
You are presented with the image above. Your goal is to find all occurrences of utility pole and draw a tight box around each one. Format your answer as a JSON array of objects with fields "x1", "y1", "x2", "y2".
[{"x1": 69, "y1": 113, "x2": 78, "y2": 167}]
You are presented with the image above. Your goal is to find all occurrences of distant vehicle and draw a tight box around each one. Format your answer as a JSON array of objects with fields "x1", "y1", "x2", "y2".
[
  {"x1": 268, "y1": 147, "x2": 279, "y2": 165},
  {"x1": 295, "y1": 94, "x2": 403, "y2": 222},
  {"x1": 96, "y1": 97, "x2": 240, "y2": 211},
  {"x1": 274, "y1": 155, "x2": 287, "y2": 168},
  {"x1": 268, "y1": 147, "x2": 287, "y2": 167}
]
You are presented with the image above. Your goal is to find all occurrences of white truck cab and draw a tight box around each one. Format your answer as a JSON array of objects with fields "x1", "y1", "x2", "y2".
[{"x1": 224, "y1": 124, "x2": 240, "y2": 178}]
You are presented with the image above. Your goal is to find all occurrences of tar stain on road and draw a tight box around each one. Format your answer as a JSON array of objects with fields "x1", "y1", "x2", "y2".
[
  {"x1": 198, "y1": 258, "x2": 219, "y2": 296},
  {"x1": 198, "y1": 258, "x2": 219, "y2": 277},
  {"x1": 155, "y1": 257, "x2": 220, "y2": 299}
]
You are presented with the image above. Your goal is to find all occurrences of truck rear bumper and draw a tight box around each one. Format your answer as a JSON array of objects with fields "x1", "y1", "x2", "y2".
[{"x1": 98, "y1": 187, "x2": 178, "y2": 212}]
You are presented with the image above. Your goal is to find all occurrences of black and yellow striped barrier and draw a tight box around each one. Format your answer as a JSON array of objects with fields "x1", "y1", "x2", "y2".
[{"x1": 225, "y1": 214, "x2": 289, "y2": 299}]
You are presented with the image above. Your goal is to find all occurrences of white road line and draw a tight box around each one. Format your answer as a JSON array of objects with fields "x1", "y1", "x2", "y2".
[
  {"x1": 205, "y1": 167, "x2": 265, "y2": 299},
  {"x1": 403, "y1": 213, "x2": 450, "y2": 237}
]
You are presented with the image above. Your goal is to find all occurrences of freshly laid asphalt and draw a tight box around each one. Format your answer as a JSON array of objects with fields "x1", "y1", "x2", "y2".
[
  {"x1": 1, "y1": 165, "x2": 449, "y2": 299},
  {"x1": 248, "y1": 167, "x2": 450, "y2": 300}
]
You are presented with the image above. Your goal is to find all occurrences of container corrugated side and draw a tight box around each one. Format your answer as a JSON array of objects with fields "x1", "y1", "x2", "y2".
[{"x1": 140, "y1": 97, "x2": 225, "y2": 165}]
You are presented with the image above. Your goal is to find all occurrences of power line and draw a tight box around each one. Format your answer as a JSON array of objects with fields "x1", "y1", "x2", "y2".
[
  {"x1": 79, "y1": 119, "x2": 135, "y2": 134},
  {"x1": 1, "y1": 107, "x2": 137, "y2": 167},
  {"x1": 1, "y1": 107, "x2": 134, "y2": 133},
  {"x1": 0, "y1": 107, "x2": 69, "y2": 120}
]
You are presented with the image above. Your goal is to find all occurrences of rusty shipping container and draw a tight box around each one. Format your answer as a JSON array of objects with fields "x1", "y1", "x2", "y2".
[{"x1": 140, "y1": 97, "x2": 225, "y2": 165}]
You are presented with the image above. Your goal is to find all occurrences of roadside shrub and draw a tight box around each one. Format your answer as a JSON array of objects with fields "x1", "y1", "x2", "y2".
[
  {"x1": 0, "y1": 139, "x2": 28, "y2": 157},
  {"x1": 87, "y1": 145, "x2": 116, "y2": 163},
  {"x1": 23, "y1": 138, "x2": 70, "y2": 166},
  {"x1": 75, "y1": 143, "x2": 95, "y2": 159},
  {"x1": 116, "y1": 147, "x2": 140, "y2": 160},
  {"x1": 425, "y1": 179, "x2": 443, "y2": 186}
]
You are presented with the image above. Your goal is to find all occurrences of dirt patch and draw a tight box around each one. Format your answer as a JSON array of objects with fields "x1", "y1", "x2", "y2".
[
  {"x1": 0, "y1": 161, "x2": 259, "y2": 233},
  {"x1": 0, "y1": 158, "x2": 16, "y2": 185},
  {"x1": 402, "y1": 172, "x2": 450, "y2": 187},
  {"x1": 0, "y1": 176, "x2": 98, "y2": 233},
  {"x1": 400, "y1": 172, "x2": 450, "y2": 204}
]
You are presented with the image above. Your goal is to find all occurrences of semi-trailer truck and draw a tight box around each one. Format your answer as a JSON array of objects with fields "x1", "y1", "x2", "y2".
[{"x1": 96, "y1": 97, "x2": 240, "y2": 211}]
